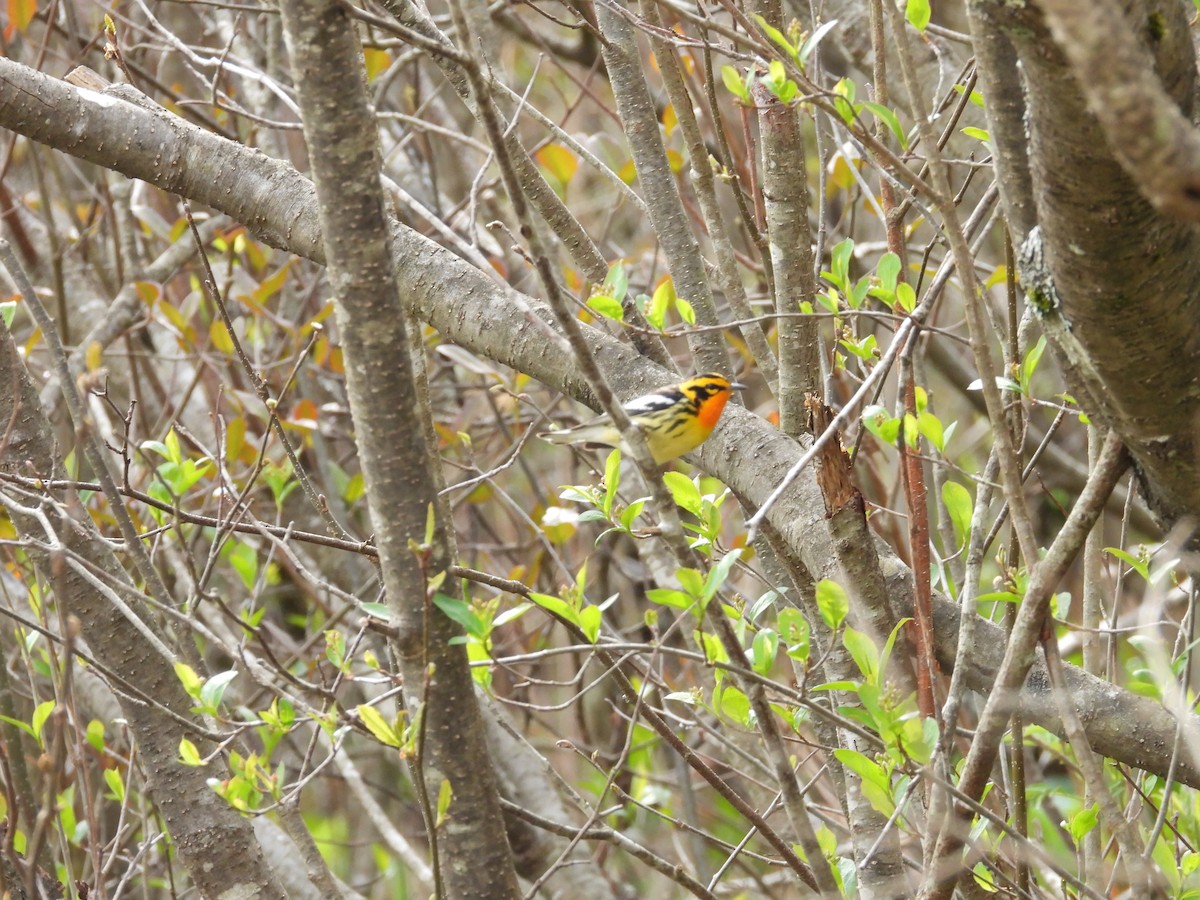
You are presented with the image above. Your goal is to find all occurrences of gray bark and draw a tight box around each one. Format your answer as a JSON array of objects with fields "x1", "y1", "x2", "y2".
[{"x1": 276, "y1": 3, "x2": 522, "y2": 897}]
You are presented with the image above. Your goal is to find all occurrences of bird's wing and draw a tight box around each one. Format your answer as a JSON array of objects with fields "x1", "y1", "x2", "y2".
[{"x1": 623, "y1": 390, "x2": 678, "y2": 417}]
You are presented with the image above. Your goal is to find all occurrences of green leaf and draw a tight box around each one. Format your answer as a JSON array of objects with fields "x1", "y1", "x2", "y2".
[
  {"x1": 578, "y1": 605, "x2": 602, "y2": 643},
  {"x1": 1021, "y1": 335, "x2": 1047, "y2": 391},
  {"x1": 179, "y1": 737, "x2": 203, "y2": 766},
  {"x1": 905, "y1": 0, "x2": 931, "y2": 31},
  {"x1": 435, "y1": 778, "x2": 454, "y2": 828},
  {"x1": 174, "y1": 662, "x2": 204, "y2": 699},
  {"x1": 876, "y1": 253, "x2": 901, "y2": 293},
  {"x1": 619, "y1": 498, "x2": 646, "y2": 530},
  {"x1": 1065, "y1": 803, "x2": 1099, "y2": 842},
  {"x1": 719, "y1": 686, "x2": 752, "y2": 727},
  {"x1": 842, "y1": 627, "x2": 878, "y2": 682},
  {"x1": 357, "y1": 705, "x2": 402, "y2": 748},
  {"x1": 529, "y1": 592, "x2": 581, "y2": 628},
  {"x1": 703, "y1": 549, "x2": 745, "y2": 605},
  {"x1": 603, "y1": 449, "x2": 621, "y2": 516},
  {"x1": 86, "y1": 720, "x2": 105, "y2": 753},
  {"x1": 974, "y1": 590, "x2": 1021, "y2": 605},
  {"x1": 433, "y1": 593, "x2": 486, "y2": 638},
  {"x1": 832, "y1": 78, "x2": 859, "y2": 124},
  {"x1": 895, "y1": 281, "x2": 916, "y2": 313},
  {"x1": 754, "y1": 15, "x2": 798, "y2": 63},
  {"x1": 361, "y1": 601, "x2": 391, "y2": 618},
  {"x1": 588, "y1": 294, "x2": 624, "y2": 322},
  {"x1": 200, "y1": 670, "x2": 237, "y2": 711},
  {"x1": 816, "y1": 579, "x2": 849, "y2": 630},
  {"x1": 862, "y1": 405, "x2": 900, "y2": 444},
  {"x1": 827, "y1": 238, "x2": 854, "y2": 292},
  {"x1": 961, "y1": 126, "x2": 991, "y2": 143},
  {"x1": 941, "y1": 481, "x2": 973, "y2": 548},
  {"x1": 140, "y1": 440, "x2": 171, "y2": 460},
  {"x1": 424, "y1": 502, "x2": 436, "y2": 547},
  {"x1": 1104, "y1": 546, "x2": 1150, "y2": 581},
  {"x1": 953, "y1": 84, "x2": 986, "y2": 109},
  {"x1": 603, "y1": 262, "x2": 629, "y2": 303},
  {"x1": 663, "y1": 471, "x2": 703, "y2": 517},
  {"x1": 0, "y1": 301, "x2": 16, "y2": 329},
  {"x1": 752, "y1": 628, "x2": 779, "y2": 675},
  {"x1": 676, "y1": 567, "x2": 705, "y2": 599},
  {"x1": 31, "y1": 700, "x2": 55, "y2": 743},
  {"x1": 721, "y1": 65, "x2": 751, "y2": 103},
  {"x1": 646, "y1": 588, "x2": 694, "y2": 610},
  {"x1": 0, "y1": 714, "x2": 35, "y2": 739},
  {"x1": 493, "y1": 603, "x2": 532, "y2": 629},
  {"x1": 799, "y1": 20, "x2": 839, "y2": 65},
  {"x1": 834, "y1": 748, "x2": 895, "y2": 815},
  {"x1": 104, "y1": 767, "x2": 125, "y2": 802},
  {"x1": 645, "y1": 287, "x2": 669, "y2": 330},
  {"x1": 675, "y1": 297, "x2": 695, "y2": 326},
  {"x1": 228, "y1": 542, "x2": 258, "y2": 591},
  {"x1": 778, "y1": 607, "x2": 810, "y2": 663},
  {"x1": 916, "y1": 411, "x2": 945, "y2": 452},
  {"x1": 861, "y1": 101, "x2": 907, "y2": 150}
]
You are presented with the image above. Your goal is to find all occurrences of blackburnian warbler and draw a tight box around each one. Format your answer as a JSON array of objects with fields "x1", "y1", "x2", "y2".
[{"x1": 538, "y1": 373, "x2": 745, "y2": 464}]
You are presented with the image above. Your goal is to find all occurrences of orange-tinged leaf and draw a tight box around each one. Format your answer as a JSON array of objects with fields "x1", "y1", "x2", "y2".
[
  {"x1": 288, "y1": 399, "x2": 319, "y2": 431},
  {"x1": 534, "y1": 144, "x2": 578, "y2": 185},
  {"x1": 9, "y1": 0, "x2": 37, "y2": 33},
  {"x1": 666, "y1": 149, "x2": 685, "y2": 172},
  {"x1": 135, "y1": 281, "x2": 161, "y2": 305},
  {"x1": 157, "y1": 302, "x2": 195, "y2": 346},
  {"x1": 251, "y1": 261, "x2": 292, "y2": 306},
  {"x1": 244, "y1": 238, "x2": 268, "y2": 271},
  {"x1": 308, "y1": 301, "x2": 336, "y2": 329},
  {"x1": 314, "y1": 336, "x2": 331, "y2": 367},
  {"x1": 363, "y1": 47, "x2": 390, "y2": 81},
  {"x1": 662, "y1": 104, "x2": 678, "y2": 136}
]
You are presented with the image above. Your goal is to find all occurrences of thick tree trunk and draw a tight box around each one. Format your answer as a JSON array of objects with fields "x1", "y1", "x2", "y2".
[
  {"x1": 276, "y1": 3, "x2": 522, "y2": 897},
  {"x1": 973, "y1": 0, "x2": 1200, "y2": 532}
]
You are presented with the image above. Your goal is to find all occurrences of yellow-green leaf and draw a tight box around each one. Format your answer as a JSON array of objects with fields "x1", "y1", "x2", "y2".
[
  {"x1": 210, "y1": 320, "x2": 234, "y2": 354},
  {"x1": 435, "y1": 778, "x2": 453, "y2": 828},
  {"x1": 357, "y1": 704, "x2": 401, "y2": 748},
  {"x1": 179, "y1": 738, "x2": 202, "y2": 766},
  {"x1": 905, "y1": 0, "x2": 930, "y2": 31}
]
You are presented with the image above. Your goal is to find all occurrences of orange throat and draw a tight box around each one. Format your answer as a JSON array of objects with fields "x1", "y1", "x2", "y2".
[{"x1": 696, "y1": 392, "x2": 731, "y2": 432}]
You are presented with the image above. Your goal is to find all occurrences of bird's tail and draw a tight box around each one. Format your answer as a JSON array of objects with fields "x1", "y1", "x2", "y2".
[{"x1": 537, "y1": 421, "x2": 622, "y2": 449}]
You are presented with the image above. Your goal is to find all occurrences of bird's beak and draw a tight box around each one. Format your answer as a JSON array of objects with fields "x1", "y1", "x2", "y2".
[{"x1": 730, "y1": 381, "x2": 747, "y2": 391}]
